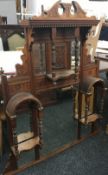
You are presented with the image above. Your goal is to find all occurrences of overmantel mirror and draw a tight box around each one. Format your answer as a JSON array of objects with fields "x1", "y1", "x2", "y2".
[
  {"x1": 31, "y1": 27, "x2": 80, "y2": 76},
  {"x1": 0, "y1": 1, "x2": 105, "y2": 174}
]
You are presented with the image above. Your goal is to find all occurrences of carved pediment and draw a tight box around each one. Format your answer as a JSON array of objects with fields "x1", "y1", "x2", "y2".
[
  {"x1": 21, "y1": 1, "x2": 98, "y2": 28},
  {"x1": 32, "y1": 1, "x2": 95, "y2": 19}
]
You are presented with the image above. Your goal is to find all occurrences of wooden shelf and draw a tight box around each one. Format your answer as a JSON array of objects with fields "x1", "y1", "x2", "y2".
[
  {"x1": 11, "y1": 131, "x2": 40, "y2": 155},
  {"x1": 46, "y1": 70, "x2": 75, "y2": 82},
  {"x1": 80, "y1": 113, "x2": 99, "y2": 124}
]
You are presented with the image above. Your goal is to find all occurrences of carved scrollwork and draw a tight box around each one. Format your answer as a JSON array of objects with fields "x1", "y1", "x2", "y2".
[
  {"x1": 15, "y1": 29, "x2": 34, "y2": 76},
  {"x1": 83, "y1": 17, "x2": 105, "y2": 64}
]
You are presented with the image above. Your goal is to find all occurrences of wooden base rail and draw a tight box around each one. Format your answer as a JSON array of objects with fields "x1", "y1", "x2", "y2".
[{"x1": 4, "y1": 129, "x2": 100, "y2": 175}]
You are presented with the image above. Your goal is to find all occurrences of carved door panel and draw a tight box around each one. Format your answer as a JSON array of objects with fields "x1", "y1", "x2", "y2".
[{"x1": 52, "y1": 42, "x2": 67, "y2": 70}]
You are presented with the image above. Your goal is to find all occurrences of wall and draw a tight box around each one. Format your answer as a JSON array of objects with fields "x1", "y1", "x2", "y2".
[{"x1": 0, "y1": 0, "x2": 17, "y2": 24}]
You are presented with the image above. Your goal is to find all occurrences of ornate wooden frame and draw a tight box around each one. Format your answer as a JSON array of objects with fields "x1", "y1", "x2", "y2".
[{"x1": 0, "y1": 1, "x2": 104, "y2": 174}]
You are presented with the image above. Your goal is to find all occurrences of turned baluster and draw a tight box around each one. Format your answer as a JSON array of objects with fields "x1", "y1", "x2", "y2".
[
  {"x1": 72, "y1": 88, "x2": 77, "y2": 119},
  {"x1": 99, "y1": 87, "x2": 105, "y2": 118},
  {"x1": 85, "y1": 93, "x2": 91, "y2": 124},
  {"x1": 74, "y1": 37, "x2": 80, "y2": 81},
  {"x1": 38, "y1": 107, "x2": 43, "y2": 147}
]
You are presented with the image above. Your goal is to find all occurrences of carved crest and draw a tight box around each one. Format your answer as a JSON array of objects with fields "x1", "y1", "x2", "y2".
[{"x1": 32, "y1": 1, "x2": 95, "y2": 19}]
